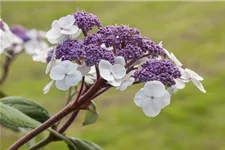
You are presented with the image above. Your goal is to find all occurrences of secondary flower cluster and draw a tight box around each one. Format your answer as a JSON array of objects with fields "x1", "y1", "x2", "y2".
[
  {"x1": 0, "y1": 19, "x2": 51, "y2": 63},
  {"x1": 43, "y1": 11, "x2": 206, "y2": 117}
]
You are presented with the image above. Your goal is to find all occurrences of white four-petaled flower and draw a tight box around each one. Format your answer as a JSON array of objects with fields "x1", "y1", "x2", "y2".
[
  {"x1": 134, "y1": 81, "x2": 170, "y2": 117},
  {"x1": 0, "y1": 20, "x2": 14, "y2": 54},
  {"x1": 99, "y1": 56, "x2": 126, "y2": 86},
  {"x1": 181, "y1": 68, "x2": 206, "y2": 93},
  {"x1": 49, "y1": 60, "x2": 83, "y2": 90},
  {"x1": 46, "y1": 15, "x2": 81, "y2": 44}
]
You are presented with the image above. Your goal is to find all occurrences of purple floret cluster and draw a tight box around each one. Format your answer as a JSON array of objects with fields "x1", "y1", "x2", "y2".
[
  {"x1": 74, "y1": 11, "x2": 102, "y2": 33},
  {"x1": 133, "y1": 60, "x2": 181, "y2": 87},
  {"x1": 55, "y1": 39, "x2": 85, "y2": 61},
  {"x1": 10, "y1": 25, "x2": 30, "y2": 42}
]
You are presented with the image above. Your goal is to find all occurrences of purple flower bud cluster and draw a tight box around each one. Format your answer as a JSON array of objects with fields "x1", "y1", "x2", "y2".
[
  {"x1": 97, "y1": 25, "x2": 142, "y2": 49},
  {"x1": 83, "y1": 25, "x2": 166, "y2": 61},
  {"x1": 10, "y1": 25, "x2": 30, "y2": 42},
  {"x1": 133, "y1": 60, "x2": 181, "y2": 86},
  {"x1": 141, "y1": 38, "x2": 165, "y2": 57},
  {"x1": 116, "y1": 44, "x2": 143, "y2": 61},
  {"x1": 84, "y1": 44, "x2": 114, "y2": 66},
  {"x1": 55, "y1": 39, "x2": 85, "y2": 61},
  {"x1": 73, "y1": 11, "x2": 101, "y2": 33}
]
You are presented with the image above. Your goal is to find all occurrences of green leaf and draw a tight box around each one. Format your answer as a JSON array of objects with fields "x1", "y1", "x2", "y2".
[
  {"x1": 0, "y1": 102, "x2": 41, "y2": 129},
  {"x1": 0, "y1": 96, "x2": 50, "y2": 123},
  {"x1": 68, "y1": 137, "x2": 102, "y2": 150},
  {"x1": 82, "y1": 101, "x2": 98, "y2": 126}
]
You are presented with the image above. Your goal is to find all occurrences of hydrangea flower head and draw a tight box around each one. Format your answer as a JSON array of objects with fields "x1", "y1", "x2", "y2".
[{"x1": 43, "y1": 10, "x2": 206, "y2": 118}]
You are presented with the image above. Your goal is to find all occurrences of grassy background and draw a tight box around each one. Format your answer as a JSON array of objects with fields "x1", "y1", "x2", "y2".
[{"x1": 1, "y1": 1, "x2": 225, "y2": 150}]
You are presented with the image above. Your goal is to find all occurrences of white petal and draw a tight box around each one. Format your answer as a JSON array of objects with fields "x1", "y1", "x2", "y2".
[
  {"x1": 60, "y1": 25, "x2": 80, "y2": 35},
  {"x1": 58, "y1": 15, "x2": 75, "y2": 29},
  {"x1": 134, "y1": 88, "x2": 151, "y2": 107},
  {"x1": 191, "y1": 78, "x2": 206, "y2": 93},
  {"x1": 78, "y1": 65, "x2": 91, "y2": 76},
  {"x1": 180, "y1": 68, "x2": 191, "y2": 80},
  {"x1": 46, "y1": 27, "x2": 61, "y2": 39},
  {"x1": 99, "y1": 60, "x2": 114, "y2": 81},
  {"x1": 170, "y1": 53, "x2": 182, "y2": 67},
  {"x1": 143, "y1": 81, "x2": 166, "y2": 98},
  {"x1": 158, "y1": 41, "x2": 163, "y2": 48},
  {"x1": 71, "y1": 29, "x2": 82, "y2": 39},
  {"x1": 167, "y1": 86, "x2": 178, "y2": 95},
  {"x1": 112, "y1": 64, "x2": 126, "y2": 79},
  {"x1": 114, "y1": 56, "x2": 126, "y2": 66},
  {"x1": 108, "y1": 79, "x2": 122, "y2": 87},
  {"x1": 55, "y1": 79, "x2": 70, "y2": 90},
  {"x1": 24, "y1": 40, "x2": 39, "y2": 55},
  {"x1": 100, "y1": 43, "x2": 113, "y2": 51},
  {"x1": 117, "y1": 77, "x2": 135, "y2": 91},
  {"x1": 66, "y1": 64, "x2": 79, "y2": 75},
  {"x1": 163, "y1": 48, "x2": 171, "y2": 58},
  {"x1": 60, "y1": 60, "x2": 74, "y2": 69},
  {"x1": 43, "y1": 81, "x2": 54, "y2": 94},
  {"x1": 50, "y1": 65, "x2": 66, "y2": 80},
  {"x1": 65, "y1": 71, "x2": 82, "y2": 86},
  {"x1": 51, "y1": 20, "x2": 60, "y2": 28},
  {"x1": 89, "y1": 66, "x2": 96, "y2": 74},
  {"x1": 174, "y1": 78, "x2": 185, "y2": 89},
  {"x1": 142, "y1": 103, "x2": 161, "y2": 117},
  {"x1": 85, "y1": 75, "x2": 95, "y2": 84},
  {"x1": 153, "y1": 91, "x2": 170, "y2": 109},
  {"x1": 185, "y1": 68, "x2": 204, "y2": 81}
]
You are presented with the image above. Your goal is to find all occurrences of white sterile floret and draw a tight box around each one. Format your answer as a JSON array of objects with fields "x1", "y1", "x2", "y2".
[
  {"x1": 46, "y1": 15, "x2": 81, "y2": 44},
  {"x1": 181, "y1": 68, "x2": 206, "y2": 93},
  {"x1": 49, "y1": 60, "x2": 83, "y2": 90},
  {"x1": 159, "y1": 41, "x2": 182, "y2": 67},
  {"x1": 167, "y1": 78, "x2": 185, "y2": 95},
  {"x1": 116, "y1": 71, "x2": 135, "y2": 91},
  {"x1": 33, "y1": 45, "x2": 53, "y2": 63},
  {"x1": 0, "y1": 20, "x2": 14, "y2": 54},
  {"x1": 134, "y1": 81, "x2": 171, "y2": 117},
  {"x1": 84, "y1": 66, "x2": 96, "y2": 84},
  {"x1": 5, "y1": 34, "x2": 23, "y2": 54},
  {"x1": 99, "y1": 56, "x2": 126, "y2": 86},
  {"x1": 100, "y1": 43, "x2": 113, "y2": 51}
]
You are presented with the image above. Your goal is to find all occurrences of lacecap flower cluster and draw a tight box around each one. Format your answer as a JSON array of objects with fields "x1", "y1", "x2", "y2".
[
  {"x1": 43, "y1": 11, "x2": 206, "y2": 117},
  {"x1": 0, "y1": 19, "x2": 50, "y2": 63}
]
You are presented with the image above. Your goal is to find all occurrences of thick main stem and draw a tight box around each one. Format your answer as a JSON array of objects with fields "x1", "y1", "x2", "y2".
[{"x1": 8, "y1": 104, "x2": 74, "y2": 150}]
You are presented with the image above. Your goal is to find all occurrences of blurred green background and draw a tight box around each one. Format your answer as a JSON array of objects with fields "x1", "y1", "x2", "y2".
[{"x1": 1, "y1": 1, "x2": 225, "y2": 150}]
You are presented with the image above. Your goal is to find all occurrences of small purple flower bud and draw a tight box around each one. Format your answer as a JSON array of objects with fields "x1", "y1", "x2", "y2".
[
  {"x1": 10, "y1": 25, "x2": 30, "y2": 42},
  {"x1": 73, "y1": 11, "x2": 102, "y2": 33},
  {"x1": 84, "y1": 44, "x2": 114, "y2": 66}
]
